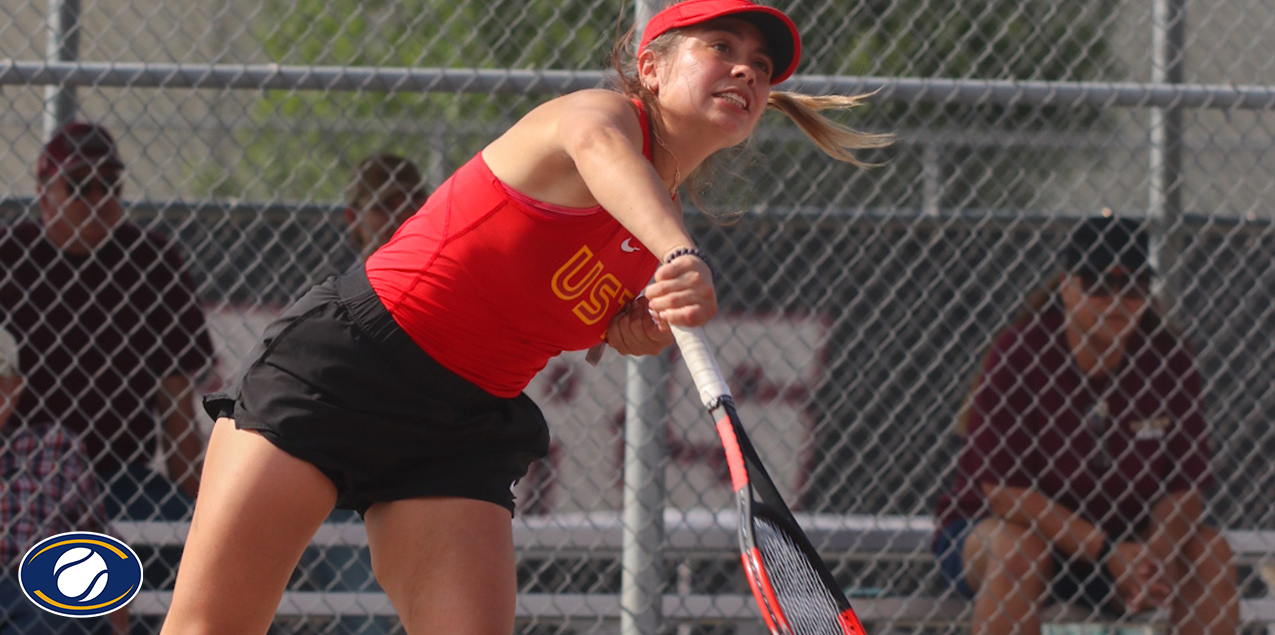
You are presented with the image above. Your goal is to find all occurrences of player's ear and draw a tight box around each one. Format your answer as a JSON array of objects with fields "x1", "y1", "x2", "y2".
[
  {"x1": 638, "y1": 49, "x2": 660, "y2": 94},
  {"x1": 344, "y1": 207, "x2": 358, "y2": 226}
]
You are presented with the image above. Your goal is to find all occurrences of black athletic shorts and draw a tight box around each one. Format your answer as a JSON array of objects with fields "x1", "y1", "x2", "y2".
[{"x1": 203, "y1": 267, "x2": 551, "y2": 516}]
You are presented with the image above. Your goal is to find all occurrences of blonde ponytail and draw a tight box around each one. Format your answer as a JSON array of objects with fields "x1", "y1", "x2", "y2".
[{"x1": 767, "y1": 91, "x2": 894, "y2": 167}]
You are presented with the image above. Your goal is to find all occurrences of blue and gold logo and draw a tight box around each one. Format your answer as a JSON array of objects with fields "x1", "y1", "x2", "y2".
[{"x1": 18, "y1": 532, "x2": 142, "y2": 618}]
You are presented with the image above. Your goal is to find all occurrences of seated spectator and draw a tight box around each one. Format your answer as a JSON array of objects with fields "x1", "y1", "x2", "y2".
[
  {"x1": 933, "y1": 216, "x2": 1239, "y2": 635},
  {"x1": 0, "y1": 121, "x2": 215, "y2": 524},
  {"x1": 342, "y1": 153, "x2": 427, "y2": 264},
  {"x1": 0, "y1": 325, "x2": 125, "y2": 635}
]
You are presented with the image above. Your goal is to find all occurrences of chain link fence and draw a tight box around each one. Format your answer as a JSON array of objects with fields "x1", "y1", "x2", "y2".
[{"x1": 2, "y1": 0, "x2": 1275, "y2": 633}]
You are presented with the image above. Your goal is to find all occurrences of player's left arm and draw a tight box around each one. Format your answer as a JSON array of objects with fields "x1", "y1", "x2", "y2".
[{"x1": 157, "y1": 374, "x2": 202, "y2": 499}]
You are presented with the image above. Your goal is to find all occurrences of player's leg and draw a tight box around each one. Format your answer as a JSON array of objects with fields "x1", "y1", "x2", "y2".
[
  {"x1": 1166, "y1": 525, "x2": 1239, "y2": 635},
  {"x1": 364, "y1": 496, "x2": 516, "y2": 635},
  {"x1": 160, "y1": 418, "x2": 338, "y2": 635},
  {"x1": 964, "y1": 518, "x2": 1053, "y2": 635}
]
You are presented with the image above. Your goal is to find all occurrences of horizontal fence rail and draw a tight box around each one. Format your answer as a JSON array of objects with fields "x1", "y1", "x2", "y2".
[
  {"x1": 4, "y1": 61, "x2": 1275, "y2": 109},
  {"x1": 110, "y1": 515, "x2": 1275, "y2": 625},
  {"x1": 4, "y1": 0, "x2": 1275, "y2": 633}
]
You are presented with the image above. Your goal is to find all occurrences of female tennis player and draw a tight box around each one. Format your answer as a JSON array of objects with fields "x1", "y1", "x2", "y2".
[{"x1": 161, "y1": 1, "x2": 888, "y2": 632}]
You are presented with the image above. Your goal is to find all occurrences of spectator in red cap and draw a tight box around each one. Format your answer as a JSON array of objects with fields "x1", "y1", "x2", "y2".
[
  {"x1": 33, "y1": 122, "x2": 127, "y2": 254},
  {"x1": 934, "y1": 216, "x2": 1239, "y2": 635},
  {"x1": 162, "y1": 2, "x2": 891, "y2": 633},
  {"x1": 0, "y1": 121, "x2": 215, "y2": 528}
]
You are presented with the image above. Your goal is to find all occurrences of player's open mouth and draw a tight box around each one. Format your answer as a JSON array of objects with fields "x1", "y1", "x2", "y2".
[{"x1": 716, "y1": 92, "x2": 749, "y2": 112}]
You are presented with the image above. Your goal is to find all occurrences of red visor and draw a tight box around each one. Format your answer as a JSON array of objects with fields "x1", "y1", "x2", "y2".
[{"x1": 639, "y1": 0, "x2": 801, "y2": 85}]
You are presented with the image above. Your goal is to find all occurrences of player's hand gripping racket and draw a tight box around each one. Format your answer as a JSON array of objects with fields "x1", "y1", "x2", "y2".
[{"x1": 672, "y1": 325, "x2": 867, "y2": 635}]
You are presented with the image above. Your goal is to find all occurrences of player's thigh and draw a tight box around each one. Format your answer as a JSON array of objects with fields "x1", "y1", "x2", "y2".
[
  {"x1": 364, "y1": 496, "x2": 516, "y2": 635},
  {"x1": 161, "y1": 418, "x2": 338, "y2": 634}
]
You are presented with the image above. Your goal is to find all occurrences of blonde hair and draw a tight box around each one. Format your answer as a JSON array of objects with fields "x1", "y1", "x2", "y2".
[
  {"x1": 764, "y1": 91, "x2": 893, "y2": 167},
  {"x1": 608, "y1": 25, "x2": 893, "y2": 219}
]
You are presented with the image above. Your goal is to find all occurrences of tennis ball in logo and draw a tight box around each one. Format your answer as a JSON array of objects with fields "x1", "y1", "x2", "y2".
[{"x1": 53, "y1": 547, "x2": 109, "y2": 602}]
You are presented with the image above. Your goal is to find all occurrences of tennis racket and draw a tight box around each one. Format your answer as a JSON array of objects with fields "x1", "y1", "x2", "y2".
[{"x1": 672, "y1": 325, "x2": 867, "y2": 635}]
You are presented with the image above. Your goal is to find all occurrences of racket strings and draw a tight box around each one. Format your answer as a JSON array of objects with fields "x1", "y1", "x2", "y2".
[{"x1": 754, "y1": 517, "x2": 847, "y2": 635}]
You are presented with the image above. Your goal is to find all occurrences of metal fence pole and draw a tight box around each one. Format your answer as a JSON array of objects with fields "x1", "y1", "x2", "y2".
[
  {"x1": 621, "y1": 4, "x2": 667, "y2": 633},
  {"x1": 622, "y1": 350, "x2": 671, "y2": 635},
  {"x1": 1149, "y1": 0, "x2": 1187, "y2": 307},
  {"x1": 43, "y1": 0, "x2": 80, "y2": 137}
]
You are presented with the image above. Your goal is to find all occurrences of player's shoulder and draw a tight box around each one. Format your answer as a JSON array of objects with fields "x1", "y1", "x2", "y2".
[
  {"x1": 502, "y1": 90, "x2": 643, "y2": 160},
  {"x1": 557, "y1": 88, "x2": 632, "y2": 108},
  {"x1": 542, "y1": 89, "x2": 641, "y2": 125}
]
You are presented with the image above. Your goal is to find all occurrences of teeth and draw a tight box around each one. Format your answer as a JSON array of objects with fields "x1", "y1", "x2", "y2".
[{"x1": 719, "y1": 93, "x2": 747, "y2": 109}]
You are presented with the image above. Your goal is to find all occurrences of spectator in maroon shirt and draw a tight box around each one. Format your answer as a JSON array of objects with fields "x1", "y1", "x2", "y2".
[
  {"x1": 0, "y1": 122, "x2": 215, "y2": 522},
  {"x1": 933, "y1": 216, "x2": 1238, "y2": 635}
]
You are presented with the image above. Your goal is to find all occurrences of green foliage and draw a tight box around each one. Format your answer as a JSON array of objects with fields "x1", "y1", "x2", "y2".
[
  {"x1": 791, "y1": 0, "x2": 1114, "y2": 129},
  {"x1": 203, "y1": 0, "x2": 625, "y2": 203},
  {"x1": 760, "y1": 0, "x2": 1118, "y2": 211},
  {"x1": 204, "y1": 0, "x2": 1116, "y2": 212}
]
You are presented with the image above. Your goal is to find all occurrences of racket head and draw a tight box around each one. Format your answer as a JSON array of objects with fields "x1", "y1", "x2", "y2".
[
  {"x1": 716, "y1": 406, "x2": 866, "y2": 635},
  {"x1": 745, "y1": 503, "x2": 867, "y2": 635}
]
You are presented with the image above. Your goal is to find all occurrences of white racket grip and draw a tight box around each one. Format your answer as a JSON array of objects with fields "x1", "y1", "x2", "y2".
[{"x1": 671, "y1": 325, "x2": 733, "y2": 409}]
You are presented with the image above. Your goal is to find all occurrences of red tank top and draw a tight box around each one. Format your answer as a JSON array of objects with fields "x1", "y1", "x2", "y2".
[{"x1": 366, "y1": 99, "x2": 663, "y2": 397}]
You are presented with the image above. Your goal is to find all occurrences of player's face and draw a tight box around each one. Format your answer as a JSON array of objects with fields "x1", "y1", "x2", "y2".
[
  {"x1": 38, "y1": 166, "x2": 124, "y2": 255},
  {"x1": 652, "y1": 18, "x2": 773, "y2": 147}
]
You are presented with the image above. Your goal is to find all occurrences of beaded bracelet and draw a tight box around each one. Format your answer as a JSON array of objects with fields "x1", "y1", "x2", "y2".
[{"x1": 663, "y1": 247, "x2": 715, "y2": 278}]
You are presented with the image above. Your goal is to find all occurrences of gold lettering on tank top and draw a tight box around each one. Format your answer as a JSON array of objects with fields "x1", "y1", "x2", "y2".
[
  {"x1": 551, "y1": 246, "x2": 636, "y2": 326},
  {"x1": 551, "y1": 246, "x2": 603, "y2": 300}
]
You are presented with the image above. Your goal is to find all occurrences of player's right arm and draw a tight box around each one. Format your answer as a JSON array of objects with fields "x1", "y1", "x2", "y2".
[{"x1": 483, "y1": 90, "x2": 715, "y2": 328}]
